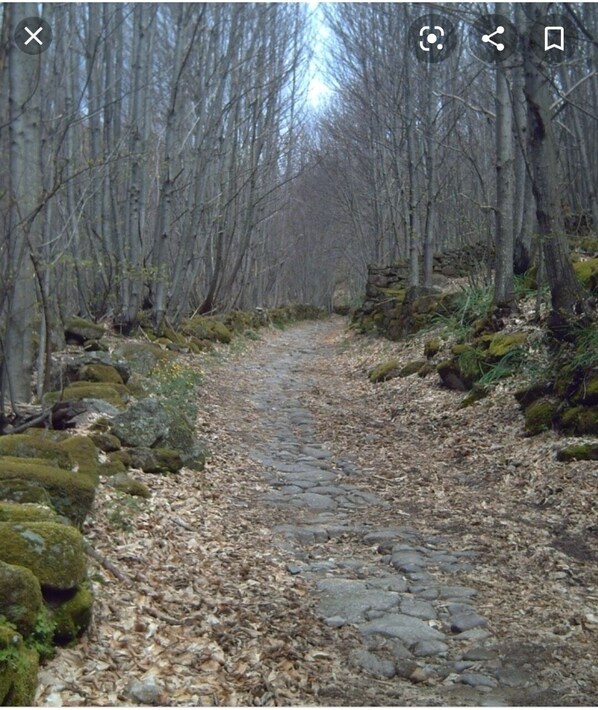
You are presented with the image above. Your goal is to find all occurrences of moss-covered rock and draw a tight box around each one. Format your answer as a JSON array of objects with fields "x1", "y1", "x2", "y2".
[
  {"x1": 110, "y1": 398, "x2": 169, "y2": 448},
  {"x1": 459, "y1": 385, "x2": 490, "y2": 408},
  {"x1": 0, "y1": 435, "x2": 71, "y2": 470},
  {"x1": 573, "y1": 257, "x2": 598, "y2": 293},
  {"x1": 78, "y1": 363, "x2": 124, "y2": 385},
  {"x1": 158, "y1": 412, "x2": 206, "y2": 470},
  {"x1": 0, "y1": 502, "x2": 64, "y2": 525},
  {"x1": 128, "y1": 447, "x2": 182, "y2": 474},
  {"x1": 0, "y1": 458, "x2": 96, "y2": 526},
  {"x1": 571, "y1": 370, "x2": 598, "y2": 406},
  {"x1": 89, "y1": 432, "x2": 121, "y2": 453},
  {"x1": 487, "y1": 331, "x2": 528, "y2": 359},
  {"x1": 556, "y1": 443, "x2": 598, "y2": 462},
  {"x1": 524, "y1": 397, "x2": 559, "y2": 435},
  {"x1": 58, "y1": 436, "x2": 102, "y2": 482},
  {"x1": 398, "y1": 360, "x2": 427, "y2": 377},
  {"x1": 0, "y1": 522, "x2": 86, "y2": 589},
  {"x1": 0, "y1": 561, "x2": 43, "y2": 637},
  {"x1": 369, "y1": 359, "x2": 401, "y2": 383},
  {"x1": 181, "y1": 315, "x2": 232, "y2": 343},
  {"x1": 109, "y1": 450, "x2": 132, "y2": 468},
  {"x1": 109, "y1": 473, "x2": 151, "y2": 498},
  {"x1": 437, "y1": 359, "x2": 469, "y2": 391},
  {"x1": 46, "y1": 581, "x2": 93, "y2": 644},
  {"x1": 43, "y1": 382, "x2": 129, "y2": 409},
  {"x1": 64, "y1": 317, "x2": 105, "y2": 345},
  {"x1": 0, "y1": 623, "x2": 39, "y2": 706},
  {"x1": 113, "y1": 342, "x2": 172, "y2": 376},
  {"x1": 558, "y1": 406, "x2": 598, "y2": 436},
  {"x1": 154, "y1": 448, "x2": 183, "y2": 473},
  {"x1": 424, "y1": 338, "x2": 441, "y2": 359},
  {"x1": 0, "y1": 479, "x2": 53, "y2": 508},
  {"x1": 514, "y1": 382, "x2": 553, "y2": 409}
]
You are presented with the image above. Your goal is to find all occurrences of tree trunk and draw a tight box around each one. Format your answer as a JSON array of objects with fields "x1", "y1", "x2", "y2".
[{"x1": 523, "y1": 5, "x2": 586, "y2": 322}]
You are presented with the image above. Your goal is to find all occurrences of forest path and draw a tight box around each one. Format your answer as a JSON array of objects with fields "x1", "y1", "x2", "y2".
[{"x1": 35, "y1": 317, "x2": 597, "y2": 706}]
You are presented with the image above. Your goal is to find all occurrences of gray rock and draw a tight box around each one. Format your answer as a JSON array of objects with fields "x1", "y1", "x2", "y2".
[
  {"x1": 290, "y1": 492, "x2": 337, "y2": 510},
  {"x1": 324, "y1": 616, "x2": 346, "y2": 628},
  {"x1": 438, "y1": 585, "x2": 477, "y2": 600},
  {"x1": 451, "y1": 612, "x2": 487, "y2": 633},
  {"x1": 391, "y1": 641, "x2": 412, "y2": 659},
  {"x1": 391, "y1": 551, "x2": 426, "y2": 572},
  {"x1": 361, "y1": 613, "x2": 446, "y2": 645},
  {"x1": 316, "y1": 579, "x2": 400, "y2": 623},
  {"x1": 351, "y1": 650, "x2": 396, "y2": 679},
  {"x1": 455, "y1": 628, "x2": 492, "y2": 642},
  {"x1": 408, "y1": 585, "x2": 439, "y2": 600},
  {"x1": 400, "y1": 598, "x2": 437, "y2": 620},
  {"x1": 367, "y1": 575, "x2": 408, "y2": 593},
  {"x1": 273, "y1": 524, "x2": 329, "y2": 544},
  {"x1": 461, "y1": 672, "x2": 498, "y2": 688},
  {"x1": 125, "y1": 673, "x2": 164, "y2": 704},
  {"x1": 412, "y1": 640, "x2": 449, "y2": 657},
  {"x1": 495, "y1": 668, "x2": 532, "y2": 688},
  {"x1": 463, "y1": 645, "x2": 498, "y2": 661}
]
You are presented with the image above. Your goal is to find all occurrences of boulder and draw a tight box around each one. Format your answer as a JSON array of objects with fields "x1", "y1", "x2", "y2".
[
  {"x1": 0, "y1": 435, "x2": 71, "y2": 470},
  {"x1": 556, "y1": 443, "x2": 598, "y2": 461},
  {"x1": 64, "y1": 317, "x2": 105, "y2": 345},
  {"x1": 45, "y1": 581, "x2": 93, "y2": 643},
  {"x1": 0, "y1": 522, "x2": 87, "y2": 589},
  {"x1": 0, "y1": 479, "x2": 54, "y2": 507},
  {"x1": 0, "y1": 502, "x2": 65, "y2": 525},
  {"x1": 43, "y1": 382, "x2": 129, "y2": 410},
  {"x1": 487, "y1": 331, "x2": 528, "y2": 359},
  {"x1": 369, "y1": 359, "x2": 401, "y2": 383},
  {"x1": 0, "y1": 561, "x2": 43, "y2": 636},
  {"x1": 523, "y1": 397, "x2": 559, "y2": 435},
  {"x1": 113, "y1": 342, "x2": 172, "y2": 376},
  {"x1": 110, "y1": 399, "x2": 206, "y2": 470},
  {"x1": 0, "y1": 623, "x2": 39, "y2": 706},
  {"x1": 0, "y1": 457, "x2": 96, "y2": 526},
  {"x1": 51, "y1": 398, "x2": 120, "y2": 430},
  {"x1": 181, "y1": 316, "x2": 232, "y2": 344},
  {"x1": 109, "y1": 473, "x2": 151, "y2": 498},
  {"x1": 558, "y1": 406, "x2": 598, "y2": 436},
  {"x1": 78, "y1": 363, "x2": 124, "y2": 385}
]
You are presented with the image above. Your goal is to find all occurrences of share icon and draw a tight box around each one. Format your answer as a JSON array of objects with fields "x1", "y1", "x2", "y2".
[{"x1": 482, "y1": 26, "x2": 505, "y2": 51}]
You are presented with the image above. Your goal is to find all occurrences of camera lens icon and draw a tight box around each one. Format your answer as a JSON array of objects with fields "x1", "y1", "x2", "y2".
[
  {"x1": 420, "y1": 26, "x2": 444, "y2": 51},
  {"x1": 410, "y1": 14, "x2": 457, "y2": 63}
]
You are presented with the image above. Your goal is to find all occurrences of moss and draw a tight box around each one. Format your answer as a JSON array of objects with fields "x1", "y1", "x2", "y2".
[
  {"x1": 424, "y1": 338, "x2": 441, "y2": 359},
  {"x1": 0, "y1": 522, "x2": 86, "y2": 590},
  {"x1": 451, "y1": 343, "x2": 473, "y2": 356},
  {"x1": 43, "y1": 382, "x2": 129, "y2": 409},
  {"x1": 514, "y1": 382, "x2": 552, "y2": 409},
  {"x1": 0, "y1": 457, "x2": 96, "y2": 526},
  {"x1": 0, "y1": 502, "x2": 64, "y2": 525},
  {"x1": 571, "y1": 371, "x2": 598, "y2": 406},
  {"x1": 573, "y1": 257, "x2": 598, "y2": 293},
  {"x1": 0, "y1": 435, "x2": 71, "y2": 470},
  {"x1": 113, "y1": 342, "x2": 172, "y2": 376},
  {"x1": 58, "y1": 436, "x2": 102, "y2": 482},
  {"x1": 89, "y1": 433, "x2": 121, "y2": 453},
  {"x1": 558, "y1": 406, "x2": 598, "y2": 436},
  {"x1": 0, "y1": 624, "x2": 39, "y2": 706},
  {"x1": 64, "y1": 317, "x2": 105, "y2": 343},
  {"x1": 160, "y1": 324, "x2": 187, "y2": 346},
  {"x1": 437, "y1": 359, "x2": 468, "y2": 391},
  {"x1": 524, "y1": 397, "x2": 559, "y2": 435},
  {"x1": 369, "y1": 359, "x2": 401, "y2": 383},
  {"x1": 207, "y1": 320, "x2": 232, "y2": 344},
  {"x1": 110, "y1": 474, "x2": 151, "y2": 498},
  {"x1": 46, "y1": 581, "x2": 93, "y2": 644},
  {"x1": 109, "y1": 450, "x2": 132, "y2": 468},
  {"x1": 153, "y1": 448, "x2": 183, "y2": 473},
  {"x1": 556, "y1": 443, "x2": 598, "y2": 462},
  {"x1": 0, "y1": 479, "x2": 53, "y2": 508},
  {"x1": 181, "y1": 316, "x2": 232, "y2": 344},
  {"x1": 417, "y1": 362, "x2": 436, "y2": 378},
  {"x1": 459, "y1": 385, "x2": 489, "y2": 409},
  {"x1": 0, "y1": 561, "x2": 43, "y2": 637},
  {"x1": 487, "y1": 331, "x2": 528, "y2": 359},
  {"x1": 78, "y1": 363, "x2": 124, "y2": 385},
  {"x1": 398, "y1": 360, "x2": 427, "y2": 377}
]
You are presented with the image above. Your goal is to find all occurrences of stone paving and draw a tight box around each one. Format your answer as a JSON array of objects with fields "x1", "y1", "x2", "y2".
[{"x1": 240, "y1": 324, "x2": 542, "y2": 704}]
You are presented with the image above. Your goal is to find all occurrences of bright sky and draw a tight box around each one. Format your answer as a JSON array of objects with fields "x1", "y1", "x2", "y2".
[{"x1": 306, "y1": 2, "x2": 333, "y2": 109}]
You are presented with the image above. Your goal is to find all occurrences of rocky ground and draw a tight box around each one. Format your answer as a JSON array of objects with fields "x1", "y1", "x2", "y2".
[{"x1": 35, "y1": 317, "x2": 598, "y2": 706}]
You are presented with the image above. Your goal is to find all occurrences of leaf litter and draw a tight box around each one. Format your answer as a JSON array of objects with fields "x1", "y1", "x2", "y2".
[{"x1": 35, "y1": 317, "x2": 598, "y2": 706}]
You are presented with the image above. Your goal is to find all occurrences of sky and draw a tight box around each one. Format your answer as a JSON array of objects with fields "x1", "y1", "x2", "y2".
[{"x1": 306, "y1": 2, "x2": 333, "y2": 109}]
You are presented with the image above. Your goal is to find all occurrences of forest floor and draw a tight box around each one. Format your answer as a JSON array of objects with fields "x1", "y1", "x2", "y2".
[{"x1": 35, "y1": 317, "x2": 598, "y2": 706}]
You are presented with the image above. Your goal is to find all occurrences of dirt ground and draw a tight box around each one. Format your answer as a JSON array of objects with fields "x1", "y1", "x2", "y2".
[{"x1": 35, "y1": 317, "x2": 598, "y2": 706}]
